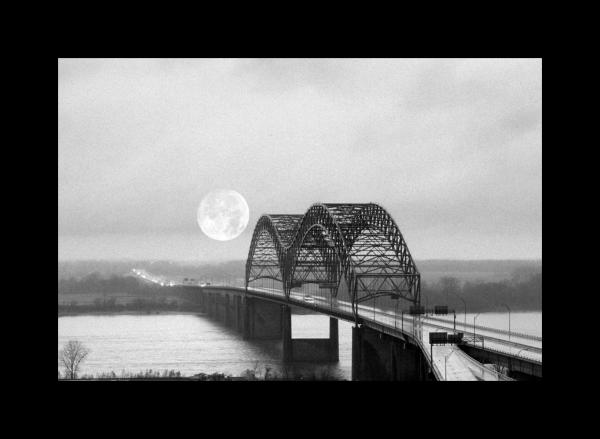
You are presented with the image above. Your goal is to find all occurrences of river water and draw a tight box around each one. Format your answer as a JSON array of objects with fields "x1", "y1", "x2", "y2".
[{"x1": 58, "y1": 311, "x2": 541, "y2": 379}]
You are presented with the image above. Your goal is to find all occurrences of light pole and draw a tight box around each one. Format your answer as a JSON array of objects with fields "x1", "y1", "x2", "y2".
[
  {"x1": 444, "y1": 350, "x2": 455, "y2": 381},
  {"x1": 448, "y1": 289, "x2": 467, "y2": 329},
  {"x1": 473, "y1": 312, "x2": 481, "y2": 341},
  {"x1": 401, "y1": 309, "x2": 404, "y2": 332},
  {"x1": 502, "y1": 303, "x2": 511, "y2": 343},
  {"x1": 373, "y1": 297, "x2": 376, "y2": 321}
]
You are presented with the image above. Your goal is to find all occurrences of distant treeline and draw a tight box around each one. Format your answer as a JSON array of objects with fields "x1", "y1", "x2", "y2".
[
  {"x1": 58, "y1": 296, "x2": 193, "y2": 314},
  {"x1": 418, "y1": 271, "x2": 542, "y2": 313},
  {"x1": 58, "y1": 260, "x2": 245, "y2": 283},
  {"x1": 58, "y1": 259, "x2": 541, "y2": 284},
  {"x1": 58, "y1": 273, "x2": 160, "y2": 295},
  {"x1": 59, "y1": 269, "x2": 541, "y2": 313}
]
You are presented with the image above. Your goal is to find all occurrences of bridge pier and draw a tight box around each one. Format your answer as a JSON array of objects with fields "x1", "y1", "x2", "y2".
[
  {"x1": 211, "y1": 293, "x2": 218, "y2": 318},
  {"x1": 205, "y1": 293, "x2": 212, "y2": 317},
  {"x1": 216, "y1": 295, "x2": 223, "y2": 321},
  {"x1": 198, "y1": 290, "x2": 205, "y2": 312},
  {"x1": 224, "y1": 295, "x2": 232, "y2": 326},
  {"x1": 243, "y1": 297, "x2": 283, "y2": 340},
  {"x1": 352, "y1": 325, "x2": 429, "y2": 381},
  {"x1": 235, "y1": 295, "x2": 243, "y2": 331},
  {"x1": 281, "y1": 307, "x2": 339, "y2": 363}
]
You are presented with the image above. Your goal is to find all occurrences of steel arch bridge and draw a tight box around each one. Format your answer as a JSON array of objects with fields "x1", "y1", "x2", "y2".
[{"x1": 245, "y1": 203, "x2": 421, "y2": 320}]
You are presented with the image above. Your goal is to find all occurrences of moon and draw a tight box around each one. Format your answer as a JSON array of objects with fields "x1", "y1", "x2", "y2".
[{"x1": 197, "y1": 189, "x2": 250, "y2": 241}]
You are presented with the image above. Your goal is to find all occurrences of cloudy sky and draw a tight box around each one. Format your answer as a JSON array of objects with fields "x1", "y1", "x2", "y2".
[{"x1": 58, "y1": 58, "x2": 541, "y2": 261}]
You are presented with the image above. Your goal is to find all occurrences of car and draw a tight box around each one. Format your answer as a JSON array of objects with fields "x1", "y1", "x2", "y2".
[{"x1": 303, "y1": 295, "x2": 314, "y2": 302}]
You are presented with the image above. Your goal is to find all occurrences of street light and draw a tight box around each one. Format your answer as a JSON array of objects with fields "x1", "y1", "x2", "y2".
[
  {"x1": 444, "y1": 350, "x2": 455, "y2": 381},
  {"x1": 373, "y1": 296, "x2": 376, "y2": 321},
  {"x1": 502, "y1": 303, "x2": 511, "y2": 343},
  {"x1": 473, "y1": 312, "x2": 481, "y2": 341},
  {"x1": 401, "y1": 309, "x2": 404, "y2": 332},
  {"x1": 448, "y1": 289, "x2": 467, "y2": 329}
]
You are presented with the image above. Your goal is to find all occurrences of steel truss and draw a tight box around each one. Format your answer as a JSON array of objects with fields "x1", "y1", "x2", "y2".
[{"x1": 245, "y1": 203, "x2": 421, "y2": 321}]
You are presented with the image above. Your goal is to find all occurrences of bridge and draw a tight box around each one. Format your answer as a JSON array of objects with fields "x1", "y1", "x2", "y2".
[{"x1": 134, "y1": 202, "x2": 542, "y2": 381}]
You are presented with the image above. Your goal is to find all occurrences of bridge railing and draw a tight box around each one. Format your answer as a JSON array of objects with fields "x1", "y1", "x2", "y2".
[{"x1": 423, "y1": 314, "x2": 542, "y2": 342}]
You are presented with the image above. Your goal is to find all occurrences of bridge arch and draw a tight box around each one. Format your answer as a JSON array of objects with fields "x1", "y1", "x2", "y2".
[
  {"x1": 245, "y1": 203, "x2": 421, "y2": 319},
  {"x1": 245, "y1": 214, "x2": 302, "y2": 285}
]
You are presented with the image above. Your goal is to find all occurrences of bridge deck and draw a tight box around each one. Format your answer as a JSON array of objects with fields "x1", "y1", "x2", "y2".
[{"x1": 133, "y1": 272, "x2": 539, "y2": 380}]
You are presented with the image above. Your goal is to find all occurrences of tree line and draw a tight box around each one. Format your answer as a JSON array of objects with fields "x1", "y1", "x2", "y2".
[
  {"x1": 58, "y1": 273, "x2": 158, "y2": 295},
  {"x1": 59, "y1": 266, "x2": 541, "y2": 313},
  {"x1": 58, "y1": 296, "x2": 189, "y2": 314},
  {"x1": 384, "y1": 270, "x2": 542, "y2": 313}
]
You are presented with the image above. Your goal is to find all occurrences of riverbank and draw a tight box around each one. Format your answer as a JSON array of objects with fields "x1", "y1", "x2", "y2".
[
  {"x1": 58, "y1": 309, "x2": 205, "y2": 317},
  {"x1": 59, "y1": 369, "x2": 343, "y2": 381}
]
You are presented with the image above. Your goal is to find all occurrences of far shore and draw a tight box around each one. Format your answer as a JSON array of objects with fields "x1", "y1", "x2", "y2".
[
  {"x1": 58, "y1": 310, "x2": 206, "y2": 317},
  {"x1": 58, "y1": 309, "x2": 324, "y2": 317}
]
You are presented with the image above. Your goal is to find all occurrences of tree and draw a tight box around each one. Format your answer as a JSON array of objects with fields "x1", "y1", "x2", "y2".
[{"x1": 59, "y1": 340, "x2": 90, "y2": 379}]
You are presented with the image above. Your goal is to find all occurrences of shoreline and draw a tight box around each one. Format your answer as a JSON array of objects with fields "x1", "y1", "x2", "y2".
[{"x1": 58, "y1": 310, "x2": 205, "y2": 317}]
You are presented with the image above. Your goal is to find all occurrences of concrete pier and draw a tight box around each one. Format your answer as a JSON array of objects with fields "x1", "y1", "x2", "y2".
[
  {"x1": 352, "y1": 325, "x2": 428, "y2": 381},
  {"x1": 283, "y1": 313, "x2": 339, "y2": 363},
  {"x1": 198, "y1": 289, "x2": 340, "y2": 363}
]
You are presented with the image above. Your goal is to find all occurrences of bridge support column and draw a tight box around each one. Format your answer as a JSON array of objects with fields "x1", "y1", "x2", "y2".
[
  {"x1": 235, "y1": 295, "x2": 242, "y2": 331},
  {"x1": 352, "y1": 325, "x2": 361, "y2": 381},
  {"x1": 243, "y1": 297, "x2": 283, "y2": 340},
  {"x1": 206, "y1": 293, "x2": 213, "y2": 317},
  {"x1": 211, "y1": 293, "x2": 218, "y2": 318},
  {"x1": 283, "y1": 313, "x2": 339, "y2": 363},
  {"x1": 221, "y1": 295, "x2": 227, "y2": 322},
  {"x1": 242, "y1": 296, "x2": 252, "y2": 339},
  {"x1": 213, "y1": 293, "x2": 221, "y2": 321},
  {"x1": 198, "y1": 291, "x2": 205, "y2": 312},
  {"x1": 224, "y1": 295, "x2": 231, "y2": 326},
  {"x1": 282, "y1": 305, "x2": 293, "y2": 362},
  {"x1": 352, "y1": 325, "x2": 429, "y2": 381},
  {"x1": 213, "y1": 294, "x2": 220, "y2": 320},
  {"x1": 329, "y1": 317, "x2": 339, "y2": 362}
]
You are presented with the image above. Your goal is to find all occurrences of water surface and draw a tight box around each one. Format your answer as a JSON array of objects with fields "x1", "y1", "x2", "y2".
[{"x1": 58, "y1": 311, "x2": 540, "y2": 378}]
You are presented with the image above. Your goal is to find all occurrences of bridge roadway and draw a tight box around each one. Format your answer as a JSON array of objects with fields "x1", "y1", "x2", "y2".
[
  {"x1": 178, "y1": 281, "x2": 513, "y2": 381},
  {"x1": 133, "y1": 271, "x2": 540, "y2": 380},
  {"x1": 248, "y1": 287, "x2": 514, "y2": 381}
]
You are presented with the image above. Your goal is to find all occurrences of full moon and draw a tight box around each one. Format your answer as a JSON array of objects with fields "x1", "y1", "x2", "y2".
[{"x1": 197, "y1": 189, "x2": 250, "y2": 241}]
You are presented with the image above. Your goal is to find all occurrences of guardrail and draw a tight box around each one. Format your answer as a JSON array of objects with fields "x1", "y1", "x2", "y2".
[
  {"x1": 460, "y1": 341, "x2": 542, "y2": 363},
  {"x1": 423, "y1": 315, "x2": 541, "y2": 341}
]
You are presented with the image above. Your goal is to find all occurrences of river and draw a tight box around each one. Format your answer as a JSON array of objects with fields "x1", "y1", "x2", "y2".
[{"x1": 58, "y1": 311, "x2": 541, "y2": 379}]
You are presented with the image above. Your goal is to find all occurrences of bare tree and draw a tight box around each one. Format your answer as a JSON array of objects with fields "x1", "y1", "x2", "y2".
[{"x1": 59, "y1": 340, "x2": 90, "y2": 379}]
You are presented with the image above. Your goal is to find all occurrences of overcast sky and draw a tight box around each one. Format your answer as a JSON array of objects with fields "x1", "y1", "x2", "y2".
[{"x1": 58, "y1": 58, "x2": 541, "y2": 261}]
